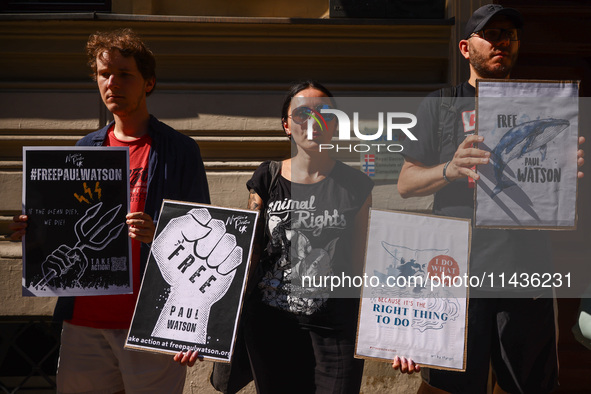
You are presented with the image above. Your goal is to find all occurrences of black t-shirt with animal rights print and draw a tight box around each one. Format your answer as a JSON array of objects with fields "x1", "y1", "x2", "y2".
[{"x1": 247, "y1": 160, "x2": 373, "y2": 328}]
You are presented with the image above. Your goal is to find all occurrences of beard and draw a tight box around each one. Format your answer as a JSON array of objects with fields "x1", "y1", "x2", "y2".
[{"x1": 469, "y1": 45, "x2": 517, "y2": 79}]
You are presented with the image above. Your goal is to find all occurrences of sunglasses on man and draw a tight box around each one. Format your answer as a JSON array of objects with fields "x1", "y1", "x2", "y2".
[{"x1": 471, "y1": 28, "x2": 521, "y2": 43}]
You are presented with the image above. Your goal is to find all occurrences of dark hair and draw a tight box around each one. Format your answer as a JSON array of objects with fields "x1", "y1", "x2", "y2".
[
  {"x1": 86, "y1": 28, "x2": 157, "y2": 96},
  {"x1": 281, "y1": 80, "x2": 334, "y2": 131}
]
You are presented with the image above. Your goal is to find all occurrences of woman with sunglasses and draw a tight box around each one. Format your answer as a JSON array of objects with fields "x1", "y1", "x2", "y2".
[{"x1": 241, "y1": 81, "x2": 417, "y2": 393}]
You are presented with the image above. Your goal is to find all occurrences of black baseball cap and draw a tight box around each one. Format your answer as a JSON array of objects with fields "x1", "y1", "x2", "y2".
[{"x1": 464, "y1": 4, "x2": 523, "y2": 39}]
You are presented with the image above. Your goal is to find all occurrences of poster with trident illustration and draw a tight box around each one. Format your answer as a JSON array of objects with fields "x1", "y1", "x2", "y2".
[
  {"x1": 475, "y1": 80, "x2": 579, "y2": 229},
  {"x1": 125, "y1": 200, "x2": 258, "y2": 362},
  {"x1": 22, "y1": 147, "x2": 131, "y2": 297}
]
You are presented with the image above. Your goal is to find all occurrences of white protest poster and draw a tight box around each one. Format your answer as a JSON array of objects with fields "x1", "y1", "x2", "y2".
[
  {"x1": 126, "y1": 200, "x2": 258, "y2": 362},
  {"x1": 355, "y1": 209, "x2": 470, "y2": 371},
  {"x1": 475, "y1": 79, "x2": 579, "y2": 229},
  {"x1": 22, "y1": 147, "x2": 131, "y2": 297}
]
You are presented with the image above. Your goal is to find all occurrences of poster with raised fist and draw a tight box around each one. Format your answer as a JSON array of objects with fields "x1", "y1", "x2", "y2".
[{"x1": 125, "y1": 200, "x2": 258, "y2": 362}]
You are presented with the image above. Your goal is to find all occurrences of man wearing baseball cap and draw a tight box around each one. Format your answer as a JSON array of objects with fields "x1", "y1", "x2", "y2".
[{"x1": 394, "y1": 4, "x2": 585, "y2": 393}]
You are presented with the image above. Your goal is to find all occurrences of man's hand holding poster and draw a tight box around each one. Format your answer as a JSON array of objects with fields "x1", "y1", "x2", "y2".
[{"x1": 126, "y1": 201, "x2": 258, "y2": 362}]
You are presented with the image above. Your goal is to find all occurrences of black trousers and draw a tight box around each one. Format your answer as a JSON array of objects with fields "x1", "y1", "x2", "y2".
[
  {"x1": 422, "y1": 297, "x2": 558, "y2": 394},
  {"x1": 243, "y1": 302, "x2": 364, "y2": 394}
]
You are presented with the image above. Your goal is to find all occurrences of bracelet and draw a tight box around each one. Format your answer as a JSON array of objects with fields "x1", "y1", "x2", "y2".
[{"x1": 442, "y1": 161, "x2": 452, "y2": 183}]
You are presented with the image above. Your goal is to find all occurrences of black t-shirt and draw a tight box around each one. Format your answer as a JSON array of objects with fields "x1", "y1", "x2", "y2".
[
  {"x1": 402, "y1": 82, "x2": 552, "y2": 292},
  {"x1": 247, "y1": 160, "x2": 374, "y2": 327}
]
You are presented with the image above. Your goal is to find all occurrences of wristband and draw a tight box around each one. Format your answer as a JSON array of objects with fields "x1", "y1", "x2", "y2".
[{"x1": 443, "y1": 161, "x2": 452, "y2": 183}]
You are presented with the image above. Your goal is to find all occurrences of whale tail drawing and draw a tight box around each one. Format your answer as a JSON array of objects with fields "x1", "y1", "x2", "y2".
[
  {"x1": 491, "y1": 179, "x2": 516, "y2": 197},
  {"x1": 490, "y1": 118, "x2": 569, "y2": 197}
]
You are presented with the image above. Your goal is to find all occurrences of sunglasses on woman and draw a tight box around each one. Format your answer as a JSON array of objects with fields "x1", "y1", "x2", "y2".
[{"x1": 289, "y1": 104, "x2": 336, "y2": 125}]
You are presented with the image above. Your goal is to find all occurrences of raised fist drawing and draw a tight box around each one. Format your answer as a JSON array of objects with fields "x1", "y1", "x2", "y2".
[
  {"x1": 151, "y1": 208, "x2": 243, "y2": 344},
  {"x1": 39, "y1": 245, "x2": 89, "y2": 288}
]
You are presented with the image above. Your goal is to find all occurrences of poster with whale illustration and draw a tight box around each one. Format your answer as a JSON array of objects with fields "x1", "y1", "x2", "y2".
[
  {"x1": 125, "y1": 200, "x2": 258, "y2": 362},
  {"x1": 355, "y1": 209, "x2": 470, "y2": 371},
  {"x1": 475, "y1": 80, "x2": 579, "y2": 229}
]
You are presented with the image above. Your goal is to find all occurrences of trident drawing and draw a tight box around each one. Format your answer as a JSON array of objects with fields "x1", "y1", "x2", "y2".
[{"x1": 35, "y1": 202, "x2": 126, "y2": 290}]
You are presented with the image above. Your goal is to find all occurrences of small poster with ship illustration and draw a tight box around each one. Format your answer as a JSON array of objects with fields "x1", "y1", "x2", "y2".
[
  {"x1": 355, "y1": 209, "x2": 470, "y2": 371},
  {"x1": 474, "y1": 80, "x2": 579, "y2": 229}
]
